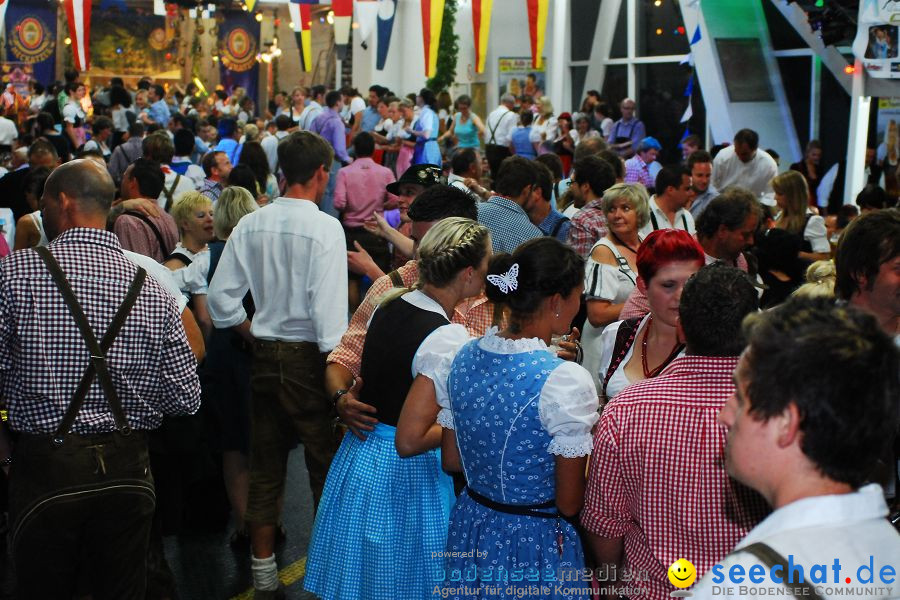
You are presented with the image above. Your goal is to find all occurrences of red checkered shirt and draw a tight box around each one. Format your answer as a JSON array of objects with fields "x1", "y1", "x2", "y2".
[
  {"x1": 0, "y1": 228, "x2": 201, "y2": 434},
  {"x1": 581, "y1": 356, "x2": 768, "y2": 599},
  {"x1": 624, "y1": 155, "x2": 655, "y2": 188},
  {"x1": 327, "y1": 260, "x2": 498, "y2": 377},
  {"x1": 566, "y1": 199, "x2": 608, "y2": 260}
]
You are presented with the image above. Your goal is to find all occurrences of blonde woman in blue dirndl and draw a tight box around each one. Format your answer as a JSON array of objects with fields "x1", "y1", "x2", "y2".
[{"x1": 304, "y1": 217, "x2": 492, "y2": 599}]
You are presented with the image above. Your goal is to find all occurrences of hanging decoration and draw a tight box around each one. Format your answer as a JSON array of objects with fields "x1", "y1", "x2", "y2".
[
  {"x1": 288, "y1": 0, "x2": 316, "y2": 72},
  {"x1": 420, "y1": 0, "x2": 445, "y2": 77},
  {"x1": 244, "y1": 0, "x2": 257, "y2": 12},
  {"x1": 525, "y1": 0, "x2": 548, "y2": 69},
  {"x1": 471, "y1": 0, "x2": 492, "y2": 74},
  {"x1": 0, "y1": 0, "x2": 10, "y2": 40},
  {"x1": 333, "y1": 0, "x2": 353, "y2": 60},
  {"x1": 219, "y1": 10, "x2": 259, "y2": 101},
  {"x1": 854, "y1": 0, "x2": 900, "y2": 79},
  {"x1": 64, "y1": 0, "x2": 92, "y2": 71},
  {"x1": 376, "y1": 0, "x2": 397, "y2": 70},
  {"x1": 679, "y1": 26, "x2": 702, "y2": 135},
  {"x1": 5, "y1": 3, "x2": 57, "y2": 86},
  {"x1": 355, "y1": 0, "x2": 379, "y2": 47}
]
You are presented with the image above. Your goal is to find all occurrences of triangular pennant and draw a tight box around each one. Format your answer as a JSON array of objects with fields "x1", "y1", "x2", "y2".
[
  {"x1": 376, "y1": 0, "x2": 397, "y2": 70},
  {"x1": 289, "y1": 0, "x2": 315, "y2": 72},
  {"x1": 680, "y1": 126, "x2": 691, "y2": 142},
  {"x1": 679, "y1": 52, "x2": 695, "y2": 67},
  {"x1": 690, "y1": 25, "x2": 702, "y2": 46},
  {"x1": 356, "y1": 0, "x2": 379, "y2": 43},
  {"x1": 421, "y1": 0, "x2": 445, "y2": 77},
  {"x1": 245, "y1": 0, "x2": 257, "y2": 12},
  {"x1": 684, "y1": 74, "x2": 694, "y2": 97},
  {"x1": 333, "y1": 0, "x2": 353, "y2": 60},
  {"x1": 681, "y1": 102, "x2": 693, "y2": 123},
  {"x1": 472, "y1": 0, "x2": 493, "y2": 74},
  {"x1": 65, "y1": 0, "x2": 92, "y2": 71},
  {"x1": 0, "y1": 0, "x2": 8, "y2": 42},
  {"x1": 526, "y1": 0, "x2": 549, "y2": 69}
]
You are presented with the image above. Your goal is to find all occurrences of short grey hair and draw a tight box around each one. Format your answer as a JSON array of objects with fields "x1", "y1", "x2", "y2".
[
  {"x1": 600, "y1": 182, "x2": 651, "y2": 229},
  {"x1": 501, "y1": 93, "x2": 516, "y2": 105},
  {"x1": 214, "y1": 186, "x2": 258, "y2": 239}
]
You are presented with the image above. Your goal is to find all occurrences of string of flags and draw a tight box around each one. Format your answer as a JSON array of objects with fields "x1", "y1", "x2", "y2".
[{"x1": 680, "y1": 24, "x2": 703, "y2": 135}]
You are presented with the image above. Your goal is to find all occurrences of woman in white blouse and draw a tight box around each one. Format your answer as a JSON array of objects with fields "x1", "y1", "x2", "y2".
[
  {"x1": 397, "y1": 237, "x2": 597, "y2": 599},
  {"x1": 529, "y1": 96, "x2": 558, "y2": 155},
  {"x1": 580, "y1": 183, "x2": 649, "y2": 390},
  {"x1": 771, "y1": 170, "x2": 831, "y2": 262},
  {"x1": 597, "y1": 229, "x2": 705, "y2": 403}
]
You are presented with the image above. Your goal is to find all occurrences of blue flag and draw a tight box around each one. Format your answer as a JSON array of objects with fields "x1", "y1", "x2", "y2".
[{"x1": 690, "y1": 26, "x2": 702, "y2": 46}]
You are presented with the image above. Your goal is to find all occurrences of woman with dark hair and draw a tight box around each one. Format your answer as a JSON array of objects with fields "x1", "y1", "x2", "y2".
[
  {"x1": 305, "y1": 218, "x2": 492, "y2": 600},
  {"x1": 438, "y1": 94, "x2": 484, "y2": 155},
  {"x1": 597, "y1": 229, "x2": 705, "y2": 402},
  {"x1": 237, "y1": 141, "x2": 277, "y2": 203},
  {"x1": 108, "y1": 85, "x2": 134, "y2": 150},
  {"x1": 62, "y1": 81, "x2": 87, "y2": 149},
  {"x1": 408, "y1": 88, "x2": 442, "y2": 165},
  {"x1": 789, "y1": 139, "x2": 822, "y2": 206},
  {"x1": 226, "y1": 164, "x2": 264, "y2": 205},
  {"x1": 399, "y1": 237, "x2": 597, "y2": 600}
]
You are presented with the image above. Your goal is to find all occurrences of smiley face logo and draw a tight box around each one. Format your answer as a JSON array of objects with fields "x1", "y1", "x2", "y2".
[{"x1": 668, "y1": 558, "x2": 697, "y2": 588}]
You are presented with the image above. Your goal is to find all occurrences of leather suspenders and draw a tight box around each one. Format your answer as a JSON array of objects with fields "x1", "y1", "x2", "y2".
[{"x1": 35, "y1": 246, "x2": 146, "y2": 443}]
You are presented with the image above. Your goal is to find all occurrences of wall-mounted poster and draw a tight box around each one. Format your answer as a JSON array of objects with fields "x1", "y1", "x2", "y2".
[
  {"x1": 498, "y1": 57, "x2": 545, "y2": 100},
  {"x1": 854, "y1": 2, "x2": 900, "y2": 78},
  {"x1": 4, "y1": 3, "x2": 56, "y2": 86}
]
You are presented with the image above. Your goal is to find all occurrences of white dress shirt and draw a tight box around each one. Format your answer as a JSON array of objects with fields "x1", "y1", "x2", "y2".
[
  {"x1": 711, "y1": 146, "x2": 778, "y2": 199},
  {"x1": 692, "y1": 484, "x2": 900, "y2": 599},
  {"x1": 485, "y1": 105, "x2": 518, "y2": 147},
  {"x1": 638, "y1": 195, "x2": 696, "y2": 239},
  {"x1": 260, "y1": 130, "x2": 289, "y2": 173},
  {"x1": 207, "y1": 197, "x2": 348, "y2": 351},
  {"x1": 0, "y1": 116, "x2": 18, "y2": 146}
]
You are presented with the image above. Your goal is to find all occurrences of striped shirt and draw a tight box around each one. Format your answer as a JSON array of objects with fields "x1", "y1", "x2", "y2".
[{"x1": 0, "y1": 228, "x2": 200, "y2": 434}]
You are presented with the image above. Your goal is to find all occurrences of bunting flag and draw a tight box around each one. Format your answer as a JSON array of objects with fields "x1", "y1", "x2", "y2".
[
  {"x1": 690, "y1": 25, "x2": 702, "y2": 45},
  {"x1": 683, "y1": 74, "x2": 694, "y2": 97},
  {"x1": 472, "y1": 0, "x2": 492, "y2": 74},
  {"x1": 526, "y1": 0, "x2": 549, "y2": 69},
  {"x1": 421, "y1": 0, "x2": 445, "y2": 77},
  {"x1": 64, "y1": 0, "x2": 92, "y2": 71},
  {"x1": 0, "y1": 0, "x2": 8, "y2": 41},
  {"x1": 376, "y1": 0, "x2": 397, "y2": 70},
  {"x1": 244, "y1": 0, "x2": 257, "y2": 12},
  {"x1": 355, "y1": 0, "x2": 379, "y2": 45},
  {"x1": 680, "y1": 102, "x2": 693, "y2": 123},
  {"x1": 333, "y1": 0, "x2": 353, "y2": 60},
  {"x1": 289, "y1": 0, "x2": 316, "y2": 72}
]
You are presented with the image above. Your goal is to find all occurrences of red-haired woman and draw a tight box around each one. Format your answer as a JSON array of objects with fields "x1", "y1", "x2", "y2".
[{"x1": 596, "y1": 229, "x2": 705, "y2": 403}]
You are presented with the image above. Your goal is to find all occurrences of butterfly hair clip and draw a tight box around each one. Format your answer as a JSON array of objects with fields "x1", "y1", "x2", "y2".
[{"x1": 486, "y1": 263, "x2": 519, "y2": 294}]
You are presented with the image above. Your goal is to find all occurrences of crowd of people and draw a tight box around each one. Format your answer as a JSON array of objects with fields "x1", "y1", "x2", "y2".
[{"x1": 0, "y1": 70, "x2": 897, "y2": 600}]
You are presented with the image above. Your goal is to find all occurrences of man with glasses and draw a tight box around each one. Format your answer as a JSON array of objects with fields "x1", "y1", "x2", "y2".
[{"x1": 607, "y1": 98, "x2": 646, "y2": 159}]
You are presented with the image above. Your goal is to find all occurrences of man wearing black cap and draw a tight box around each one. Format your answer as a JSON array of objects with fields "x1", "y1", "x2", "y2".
[{"x1": 347, "y1": 163, "x2": 443, "y2": 279}]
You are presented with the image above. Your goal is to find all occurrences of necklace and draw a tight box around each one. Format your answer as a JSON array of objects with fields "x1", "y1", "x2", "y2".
[
  {"x1": 640, "y1": 315, "x2": 684, "y2": 379},
  {"x1": 609, "y1": 231, "x2": 639, "y2": 255}
]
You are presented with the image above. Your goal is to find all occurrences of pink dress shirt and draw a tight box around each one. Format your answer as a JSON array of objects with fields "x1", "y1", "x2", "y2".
[{"x1": 333, "y1": 157, "x2": 398, "y2": 227}]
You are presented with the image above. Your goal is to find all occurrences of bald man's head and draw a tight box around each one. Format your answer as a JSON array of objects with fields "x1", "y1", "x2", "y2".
[{"x1": 43, "y1": 159, "x2": 116, "y2": 215}]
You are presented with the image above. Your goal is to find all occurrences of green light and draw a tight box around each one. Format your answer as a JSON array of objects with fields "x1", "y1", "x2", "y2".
[{"x1": 815, "y1": 0, "x2": 824, "y2": 6}]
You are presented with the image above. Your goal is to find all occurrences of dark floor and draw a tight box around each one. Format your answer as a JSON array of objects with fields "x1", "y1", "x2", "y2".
[
  {"x1": 0, "y1": 448, "x2": 320, "y2": 600},
  {"x1": 166, "y1": 448, "x2": 319, "y2": 600}
]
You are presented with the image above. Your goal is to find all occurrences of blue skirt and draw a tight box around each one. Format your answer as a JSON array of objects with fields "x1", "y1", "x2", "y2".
[
  {"x1": 304, "y1": 424, "x2": 456, "y2": 600},
  {"x1": 413, "y1": 138, "x2": 442, "y2": 166},
  {"x1": 439, "y1": 489, "x2": 590, "y2": 600}
]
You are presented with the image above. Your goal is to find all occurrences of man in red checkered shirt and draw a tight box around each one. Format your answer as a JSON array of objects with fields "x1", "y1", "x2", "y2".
[
  {"x1": 582, "y1": 264, "x2": 769, "y2": 599},
  {"x1": 565, "y1": 155, "x2": 616, "y2": 259}
]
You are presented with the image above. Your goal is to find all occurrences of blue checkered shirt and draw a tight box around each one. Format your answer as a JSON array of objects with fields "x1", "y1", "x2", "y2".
[
  {"x1": 538, "y1": 206, "x2": 571, "y2": 243},
  {"x1": 477, "y1": 196, "x2": 543, "y2": 254},
  {"x1": 0, "y1": 228, "x2": 200, "y2": 434}
]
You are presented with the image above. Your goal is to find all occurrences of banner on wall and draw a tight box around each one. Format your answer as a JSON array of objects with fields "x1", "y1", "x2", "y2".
[
  {"x1": 875, "y1": 98, "x2": 900, "y2": 166},
  {"x1": 498, "y1": 57, "x2": 545, "y2": 99},
  {"x1": 218, "y1": 10, "x2": 259, "y2": 104},
  {"x1": 854, "y1": 1, "x2": 900, "y2": 78},
  {"x1": 376, "y1": 0, "x2": 397, "y2": 70},
  {"x1": 5, "y1": 3, "x2": 56, "y2": 86}
]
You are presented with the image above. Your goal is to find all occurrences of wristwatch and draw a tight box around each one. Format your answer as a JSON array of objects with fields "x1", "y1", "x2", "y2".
[{"x1": 331, "y1": 389, "x2": 350, "y2": 408}]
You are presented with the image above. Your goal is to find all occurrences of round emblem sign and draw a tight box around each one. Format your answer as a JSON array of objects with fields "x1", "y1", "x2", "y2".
[
  {"x1": 10, "y1": 16, "x2": 55, "y2": 64},
  {"x1": 221, "y1": 27, "x2": 257, "y2": 72}
]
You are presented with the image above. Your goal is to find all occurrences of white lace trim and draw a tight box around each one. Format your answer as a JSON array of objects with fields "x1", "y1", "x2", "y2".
[
  {"x1": 436, "y1": 408, "x2": 455, "y2": 430},
  {"x1": 478, "y1": 326, "x2": 548, "y2": 354},
  {"x1": 547, "y1": 435, "x2": 593, "y2": 458}
]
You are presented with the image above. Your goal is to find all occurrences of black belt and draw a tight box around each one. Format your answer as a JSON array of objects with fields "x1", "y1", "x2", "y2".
[{"x1": 466, "y1": 486, "x2": 558, "y2": 519}]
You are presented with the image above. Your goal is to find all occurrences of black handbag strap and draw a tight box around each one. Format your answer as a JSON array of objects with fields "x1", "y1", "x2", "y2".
[
  {"x1": 733, "y1": 543, "x2": 824, "y2": 600},
  {"x1": 35, "y1": 246, "x2": 146, "y2": 442}
]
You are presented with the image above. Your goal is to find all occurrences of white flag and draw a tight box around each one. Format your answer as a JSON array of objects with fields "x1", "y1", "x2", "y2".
[{"x1": 681, "y1": 103, "x2": 693, "y2": 124}]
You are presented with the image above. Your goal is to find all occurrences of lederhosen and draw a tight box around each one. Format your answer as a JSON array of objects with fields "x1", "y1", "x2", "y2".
[
  {"x1": 649, "y1": 210, "x2": 690, "y2": 232},
  {"x1": 9, "y1": 247, "x2": 155, "y2": 590},
  {"x1": 485, "y1": 110, "x2": 515, "y2": 177}
]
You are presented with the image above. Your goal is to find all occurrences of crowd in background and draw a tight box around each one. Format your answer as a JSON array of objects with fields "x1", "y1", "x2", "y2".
[{"x1": 0, "y1": 69, "x2": 897, "y2": 600}]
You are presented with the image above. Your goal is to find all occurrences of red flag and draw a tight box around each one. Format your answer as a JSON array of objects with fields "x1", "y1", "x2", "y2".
[
  {"x1": 421, "y1": 0, "x2": 445, "y2": 77},
  {"x1": 65, "y1": 0, "x2": 92, "y2": 71},
  {"x1": 472, "y1": 0, "x2": 493, "y2": 74},
  {"x1": 333, "y1": 0, "x2": 353, "y2": 60},
  {"x1": 526, "y1": 0, "x2": 549, "y2": 69}
]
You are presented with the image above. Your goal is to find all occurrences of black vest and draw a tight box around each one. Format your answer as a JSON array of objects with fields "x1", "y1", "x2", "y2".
[{"x1": 359, "y1": 295, "x2": 449, "y2": 426}]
